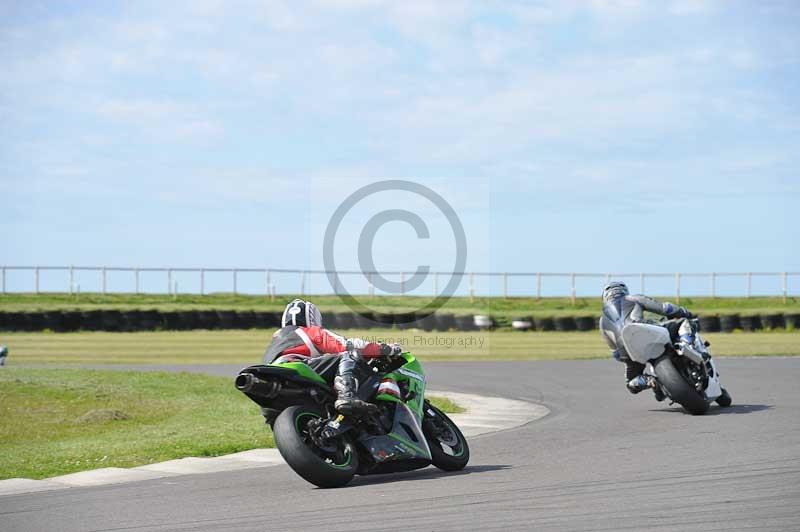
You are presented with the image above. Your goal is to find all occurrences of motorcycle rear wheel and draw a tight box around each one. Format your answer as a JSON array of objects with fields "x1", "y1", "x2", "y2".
[
  {"x1": 653, "y1": 356, "x2": 709, "y2": 415},
  {"x1": 273, "y1": 405, "x2": 358, "y2": 488}
]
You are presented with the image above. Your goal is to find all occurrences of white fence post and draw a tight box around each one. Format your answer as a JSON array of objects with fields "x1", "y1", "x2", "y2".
[
  {"x1": 536, "y1": 273, "x2": 541, "y2": 301},
  {"x1": 640, "y1": 273, "x2": 645, "y2": 293},
  {"x1": 368, "y1": 272, "x2": 374, "y2": 298},
  {"x1": 675, "y1": 272, "x2": 681, "y2": 304},
  {"x1": 1, "y1": 266, "x2": 5, "y2": 293},
  {"x1": 746, "y1": 272, "x2": 752, "y2": 298},
  {"x1": 783, "y1": 272, "x2": 788, "y2": 304},
  {"x1": 432, "y1": 272, "x2": 438, "y2": 297},
  {"x1": 470, "y1": 273, "x2": 475, "y2": 302},
  {"x1": 570, "y1": 273, "x2": 576, "y2": 305},
  {"x1": 503, "y1": 273, "x2": 508, "y2": 299},
  {"x1": 233, "y1": 269, "x2": 238, "y2": 295},
  {"x1": 102, "y1": 267, "x2": 107, "y2": 295},
  {"x1": 69, "y1": 265, "x2": 74, "y2": 294},
  {"x1": 167, "y1": 269, "x2": 172, "y2": 295},
  {"x1": 35, "y1": 267, "x2": 40, "y2": 294},
  {"x1": 300, "y1": 271, "x2": 306, "y2": 296},
  {"x1": 135, "y1": 268, "x2": 140, "y2": 295},
  {"x1": 266, "y1": 269, "x2": 271, "y2": 296},
  {"x1": 711, "y1": 272, "x2": 716, "y2": 298},
  {"x1": 200, "y1": 269, "x2": 204, "y2": 295}
]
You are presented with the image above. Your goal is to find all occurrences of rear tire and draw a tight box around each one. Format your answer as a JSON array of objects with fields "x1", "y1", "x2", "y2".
[
  {"x1": 716, "y1": 388, "x2": 732, "y2": 407},
  {"x1": 422, "y1": 402, "x2": 469, "y2": 471},
  {"x1": 273, "y1": 405, "x2": 358, "y2": 488},
  {"x1": 653, "y1": 357, "x2": 709, "y2": 415}
]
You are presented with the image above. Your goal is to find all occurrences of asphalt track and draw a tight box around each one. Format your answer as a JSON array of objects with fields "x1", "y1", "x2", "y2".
[{"x1": 2, "y1": 357, "x2": 799, "y2": 532}]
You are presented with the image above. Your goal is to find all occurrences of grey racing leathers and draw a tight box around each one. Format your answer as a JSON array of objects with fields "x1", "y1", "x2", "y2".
[{"x1": 600, "y1": 293, "x2": 694, "y2": 393}]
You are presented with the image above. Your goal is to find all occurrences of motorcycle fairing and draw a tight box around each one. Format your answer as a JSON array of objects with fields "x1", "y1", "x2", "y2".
[{"x1": 620, "y1": 322, "x2": 671, "y2": 364}]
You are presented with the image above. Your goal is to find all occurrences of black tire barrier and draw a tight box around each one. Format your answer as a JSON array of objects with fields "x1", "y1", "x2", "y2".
[
  {"x1": 100, "y1": 310, "x2": 124, "y2": 332},
  {"x1": 719, "y1": 314, "x2": 741, "y2": 332},
  {"x1": 62, "y1": 311, "x2": 82, "y2": 332},
  {"x1": 417, "y1": 313, "x2": 437, "y2": 332},
  {"x1": 42, "y1": 311, "x2": 64, "y2": 332},
  {"x1": 372, "y1": 313, "x2": 396, "y2": 329},
  {"x1": 175, "y1": 310, "x2": 197, "y2": 330},
  {"x1": 354, "y1": 312, "x2": 377, "y2": 330},
  {"x1": 739, "y1": 315, "x2": 762, "y2": 332},
  {"x1": 3, "y1": 312, "x2": 25, "y2": 331},
  {"x1": 122, "y1": 310, "x2": 144, "y2": 332},
  {"x1": 761, "y1": 313, "x2": 785, "y2": 330},
  {"x1": 511, "y1": 317, "x2": 533, "y2": 331},
  {"x1": 454, "y1": 315, "x2": 476, "y2": 331},
  {"x1": 253, "y1": 311, "x2": 281, "y2": 329},
  {"x1": 575, "y1": 316, "x2": 596, "y2": 331},
  {"x1": 785, "y1": 313, "x2": 800, "y2": 330},
  {"x1": 235, "y1": 311, "x2": 257, "y2": 329},
  {"x1": 323, "y1": 312, "x2": 340, "y2": 330},
  {"x1": 217, "y1": 310, "x2": 237, "y2": 329},
  {"x1": 27, "y1": 313, "x2": 46, "y2": 331},
  {"x1": 81, "y1": 310, "x2": 103, "y2": 331},
  {"x1": 434, "y1": 313, "x2": 457, "y2": 332},
  {"x1": 161, "y1": 311, "x2": 182, "y2": 330},
  {"x1": 6, "y1": 309, "x2": 795, "y2": 333},
  {"x1": 332, "y1": 312, "x2": 357, "y2": 330},
  {"x1": 699, "y1": 315, "x2": 721, "y2": 333},
  {"x1": 394, "y1": 313, "x2": 419, "y2": 330},
  {"x1": 554, "y1": 316, "x2": 577, "y2": 332},
  {"x1": 141, "y1": 310, "x2": 163, "y2": 330}
]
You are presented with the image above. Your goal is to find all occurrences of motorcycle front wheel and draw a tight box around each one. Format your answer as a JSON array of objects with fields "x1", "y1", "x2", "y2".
[
  {"x1": 273, "y1": 405, "x2": 358, "y2": 488},
  {"x1": 422, "y1": 402, "x2": 470, "y2": 471},
  {"x1": 653, "y1": 356, "x2": 709, "y2": 415}
]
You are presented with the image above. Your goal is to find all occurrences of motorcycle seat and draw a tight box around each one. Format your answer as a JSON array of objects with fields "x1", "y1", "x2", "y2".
[{"x1": 307, "y1": 354, "x2": 340, "y2": 383}]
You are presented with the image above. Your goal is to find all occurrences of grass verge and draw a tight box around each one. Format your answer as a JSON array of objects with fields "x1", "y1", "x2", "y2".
[
  {"x1": 2, "y1": 329, "x2": 798, "y2": 366},
  {"x1": 0, "y1": 368, "x2": 462, "y2": 480}
]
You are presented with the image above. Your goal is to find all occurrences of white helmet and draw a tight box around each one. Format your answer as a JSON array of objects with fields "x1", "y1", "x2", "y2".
[{"x1": 281, "y1": 299, "x2": 322, "y2": 328}]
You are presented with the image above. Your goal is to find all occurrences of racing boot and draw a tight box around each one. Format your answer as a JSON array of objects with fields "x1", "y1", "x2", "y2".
[
  {"x1": 0, "y1": 345, "x2": 7, "y2": 367},
  {"x1": 334, "y1": 375, "x2": 377, "y2": 416},
  {"x1": 626, "y1": 375, "x2": 656, "y2": 394}
]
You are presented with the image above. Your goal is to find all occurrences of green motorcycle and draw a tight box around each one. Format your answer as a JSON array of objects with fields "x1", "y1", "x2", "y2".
[{"x1": 235, "y1": 349, "x2": 469, "y2": 488}]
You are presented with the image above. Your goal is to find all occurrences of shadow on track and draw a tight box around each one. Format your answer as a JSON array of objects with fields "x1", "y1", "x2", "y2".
[
  {"x1": 343, "y1": 464, "x2": 512, "y2": 488},
  {"x1": 649, "y1": 404, "x2": 772, "y2": 415}
]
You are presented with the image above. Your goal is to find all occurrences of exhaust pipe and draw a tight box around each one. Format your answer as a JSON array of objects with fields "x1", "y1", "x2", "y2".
[{"x1": 235, "y1": 373, "x2": 281, "y2": 399}]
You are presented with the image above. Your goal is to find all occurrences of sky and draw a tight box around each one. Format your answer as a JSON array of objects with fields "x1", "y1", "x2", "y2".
[{"x1": 1, "y1": 1, "x2": 798, "y2": 296}]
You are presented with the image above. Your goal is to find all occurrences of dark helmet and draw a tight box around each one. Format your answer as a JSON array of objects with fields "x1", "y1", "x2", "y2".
[
  {"x1": 602, "y1": 281, "x2": 629, "y2": 304},
  {"x1": 281, "y1": 299, "x2": 322, "y2": 328}
]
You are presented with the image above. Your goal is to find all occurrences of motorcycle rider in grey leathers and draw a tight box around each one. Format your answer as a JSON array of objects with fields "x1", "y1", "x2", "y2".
[{"x1": 600, "y1": 281, "x2": 696, "y2": 395}]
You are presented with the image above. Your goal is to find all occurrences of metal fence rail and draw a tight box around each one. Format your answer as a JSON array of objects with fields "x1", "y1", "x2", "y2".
[{"x1": 1, "y1": 266, "x2": 797, "y2": 302}]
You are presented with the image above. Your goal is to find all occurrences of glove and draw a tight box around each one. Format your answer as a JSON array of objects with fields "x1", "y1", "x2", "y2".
[
  {"x1": 667, "y1": 306, "x2": 693, "y2": 319},
  {"x1": 380, "y1": 343, "x2": 403, "y2": 358}
]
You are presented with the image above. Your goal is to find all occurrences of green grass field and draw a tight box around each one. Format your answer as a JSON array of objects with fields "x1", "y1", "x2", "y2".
[
  {"x1": 2, "y1": 329, "x2": 799, "y2": 366},
  {"x1": 0, "y1": 368, "x2": 461, "y2": 480},
  {"x1": 2, "y1": 293, "x2": 797, "y2": 318}
]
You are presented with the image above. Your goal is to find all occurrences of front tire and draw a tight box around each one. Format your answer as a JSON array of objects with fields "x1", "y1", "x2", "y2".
[
  {"x1": 273, "y1": 405, "x2": 358, "y2": 488},
  {"x1": 653, "y1": 356, "x2": 709, "y2": 415},
  {"x1": 422, "y1": 402, "x2": 469, "y2": 471},
  {"x1": 716, "y1": 387, "x2": 732, "y2": 407}
]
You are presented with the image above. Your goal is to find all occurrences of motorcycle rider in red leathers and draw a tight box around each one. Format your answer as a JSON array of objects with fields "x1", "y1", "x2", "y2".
[{"x1": 264, "y1": 299, "x2": 401, "y2": 415}]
